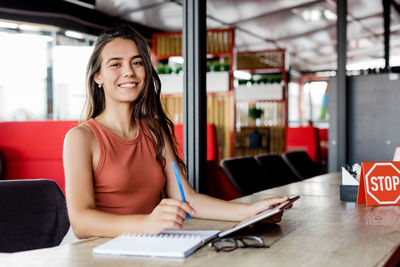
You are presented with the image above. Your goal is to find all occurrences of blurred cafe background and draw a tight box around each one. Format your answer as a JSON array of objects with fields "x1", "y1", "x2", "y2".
[{"x1": 1, "y1": 0, "x2": 400, "y2": 193}]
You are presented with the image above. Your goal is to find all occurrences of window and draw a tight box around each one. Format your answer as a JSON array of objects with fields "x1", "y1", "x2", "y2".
[
  {"x1": 0, "y1": 21, "x2": 96, "y2": 121},
  {"x1": 288, "y1": 80, "x2": 329, "y2": 126}
]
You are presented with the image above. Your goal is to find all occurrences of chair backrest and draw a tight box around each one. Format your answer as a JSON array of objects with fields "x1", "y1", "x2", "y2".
[
  {"x1": 0, "y1": 179, "x2": 70, "y2": 252},
  {"x1": 255, "y1": 153, "x2": 302, "y2": 186},
  {"x1": 206, "y1": 160, "x2": 243, "y2": 201},
  {"x1": 220, "y1": 156, "x2": 277, "y2": 195},
  {"x1": 282, "y1": 151, "x2": 323, "y2": 179}
]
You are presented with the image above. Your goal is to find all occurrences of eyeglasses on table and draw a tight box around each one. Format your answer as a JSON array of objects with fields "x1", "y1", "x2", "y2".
[{"x1": 209, "y1": 236, "x2": 269, "y2": 252}]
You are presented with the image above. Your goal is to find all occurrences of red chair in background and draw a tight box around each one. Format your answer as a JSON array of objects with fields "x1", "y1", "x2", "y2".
[
  {"x1": 174, "y1": 124, "x2": 218, "y2": 162},
  {"x1": 206, "y1": 160, "x2": 243, "y2": 201},
  {"x1": 286, "y1": 126, "x2": 320, "y2": 163},
  {"x1": 318, "y1": 128, "x2": 328, "y2": 165}
]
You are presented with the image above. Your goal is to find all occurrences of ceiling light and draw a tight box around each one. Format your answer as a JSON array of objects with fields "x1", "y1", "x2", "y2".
[
  {"x1": 19, "y1": 24, "x2": 41, "y2": 31},
  {"x1": 0, "y1": 21, "x2": 18, "y2": 29},
  {"x1": 65, "y1": 30, "x2": 84, "y2": 39},
  {"x1": 299, "y1": 8, "x2": 337, "y2": 22},
  {"x1": 323, "y1": 9, "x2": 337, "y2": 21},
  {"x1": 300, "y1": 9, "x2": 321, "y2": 21}
]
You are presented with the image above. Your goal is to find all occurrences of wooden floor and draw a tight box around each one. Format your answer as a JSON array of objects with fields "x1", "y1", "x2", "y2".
[{"x1": 1, "y1": 173, "x2": 400, "y2": 267}]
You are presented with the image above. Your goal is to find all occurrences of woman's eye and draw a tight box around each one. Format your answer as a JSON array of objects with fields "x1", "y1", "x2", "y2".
[
  {"x1": 110, "y1": 62, "x2": 120, "y2": 67},
  {"x1": 132, "y1": 61, "x2": 143, "y2": 66}
]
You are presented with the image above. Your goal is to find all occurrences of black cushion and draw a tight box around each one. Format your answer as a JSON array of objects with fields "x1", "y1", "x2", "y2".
[
  {"x1": 0, "y1": 150, "x2": 6, "y2": 180},
  {"x1": 255, "y1": 153, "x2": 303, "y2": 186},
  {"x1": 283, "y1": 151, "x2": 326, "y2": 179},
  {"x1": 221, "y1": 156, "x2": 277, "y2": 195},
  {"x1": 0, "y1": 179, "x2": 70, "y2": 252}
]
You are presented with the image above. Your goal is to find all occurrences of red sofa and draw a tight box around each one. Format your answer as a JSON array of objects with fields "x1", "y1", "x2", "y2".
[
  {"x1": 286, "y1": 126, "x2": 320, "y2": 163},
  {"x1": 0, "y1": 121, "x2": 78, "y2": 193},
  {"x1": 174, "y1": 124, "x2": 219, "y2": 162}
]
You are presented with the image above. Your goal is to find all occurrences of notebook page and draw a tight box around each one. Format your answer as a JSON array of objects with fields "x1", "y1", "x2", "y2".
[{"x1": 93, "y1": 230, "x2": 219, "y2": 258}]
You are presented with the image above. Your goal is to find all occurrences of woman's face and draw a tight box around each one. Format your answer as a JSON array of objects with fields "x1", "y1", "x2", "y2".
[{"x1": 94, "y1": 37, "x2": 146, "y2": 105}]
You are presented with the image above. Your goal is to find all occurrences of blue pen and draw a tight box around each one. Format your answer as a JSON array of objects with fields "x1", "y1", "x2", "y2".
[{"x1": 172, "y1": 162, "x2": 191, "y2": 220}]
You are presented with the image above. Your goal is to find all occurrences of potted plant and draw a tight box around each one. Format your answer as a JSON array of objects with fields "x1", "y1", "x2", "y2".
[
  {"x1": 248, "y1": 107, "x2": 264, "y2": 122},
  {"x1": 247, "y1": 107, "x2": 264, "y2": 148}
]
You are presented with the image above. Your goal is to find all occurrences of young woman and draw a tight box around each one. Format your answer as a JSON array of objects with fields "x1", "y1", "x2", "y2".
[{"x1": 63, "y1": 24, "x2": 289, "y2": 239}]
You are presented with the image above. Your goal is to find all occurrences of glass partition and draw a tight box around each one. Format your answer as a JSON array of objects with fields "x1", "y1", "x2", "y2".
[{"x1": 0, "y1": 21, "x2": 96, "y2": 121}]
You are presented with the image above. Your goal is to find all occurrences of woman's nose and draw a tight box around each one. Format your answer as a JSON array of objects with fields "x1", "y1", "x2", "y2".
[{"x1": 123, "y1": 65, "x2": 135, "y2": 77}]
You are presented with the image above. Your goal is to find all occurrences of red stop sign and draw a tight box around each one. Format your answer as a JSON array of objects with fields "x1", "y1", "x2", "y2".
[{"x1": 365, "y1": 163, "x2": 400, "y2": 205}]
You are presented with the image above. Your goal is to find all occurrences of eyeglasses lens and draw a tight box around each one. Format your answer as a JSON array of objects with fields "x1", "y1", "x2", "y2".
[
  {"x1": 212, "y1": 239, "x2": 237, "y2": 252},
  {"x1": 240, "y1": 236, "x2": 265, "y2": 247}
]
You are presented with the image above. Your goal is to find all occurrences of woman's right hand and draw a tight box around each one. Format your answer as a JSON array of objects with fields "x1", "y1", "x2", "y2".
[{"x1": 144, "y1": 198, "x2": 196, "y2": 234}]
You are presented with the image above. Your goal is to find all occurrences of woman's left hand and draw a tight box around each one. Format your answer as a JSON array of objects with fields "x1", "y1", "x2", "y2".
[{"x1": 249, "y1": 196, "x2": 289, "y2": 223}]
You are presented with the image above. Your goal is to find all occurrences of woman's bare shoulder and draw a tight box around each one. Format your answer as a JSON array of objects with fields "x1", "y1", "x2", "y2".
[{"x1": 64, "y1": 124, "x2": 95, "y2": 145}]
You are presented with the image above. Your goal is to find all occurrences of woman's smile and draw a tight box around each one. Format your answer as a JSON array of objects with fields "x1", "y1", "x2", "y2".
[{"x1": 118, "y1": 82, "x2": 138, "y2": 89}]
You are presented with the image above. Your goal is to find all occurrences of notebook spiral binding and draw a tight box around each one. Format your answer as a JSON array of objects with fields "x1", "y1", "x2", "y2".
[{"x1": 122, "y1": 233, "x2": 200, "y2": 239}]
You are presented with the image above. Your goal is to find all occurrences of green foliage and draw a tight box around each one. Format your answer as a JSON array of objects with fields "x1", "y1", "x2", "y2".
[{"x1": 248, "y1": 107, "x2": 264, "y2": 120}]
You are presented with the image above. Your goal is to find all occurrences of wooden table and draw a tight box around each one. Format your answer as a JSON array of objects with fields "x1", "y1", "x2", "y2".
[{"x1": 2, "y1": 173, "x2": 400, "y2": 267}]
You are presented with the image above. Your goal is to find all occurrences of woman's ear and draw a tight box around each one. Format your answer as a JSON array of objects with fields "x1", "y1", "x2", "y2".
[{"x1": 94, "y1": 72, "x2": 102, "y2": 85}]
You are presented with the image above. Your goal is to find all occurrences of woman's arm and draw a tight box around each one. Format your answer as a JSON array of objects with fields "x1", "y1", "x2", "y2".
[
  {"x1": 162, "y1": 131, "x2": 289, "y2": 222},
  {"x1": 63, "y1": 126, "x2": 195, "y2": 238}
]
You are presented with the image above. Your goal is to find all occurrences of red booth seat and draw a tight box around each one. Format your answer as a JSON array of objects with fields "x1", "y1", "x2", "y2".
[
  {"x1": 286, "y1": 126, "x2": 320, "y2": 163},
  {"x1": 206, "y1": 160, "x2": 243, "y2": 200},
  {"x1": 174, "y1": 124, "x2": 218, "y2": 162},
  {"x1": 0, "y1": 121, "x2": 78, "y2": 193}
]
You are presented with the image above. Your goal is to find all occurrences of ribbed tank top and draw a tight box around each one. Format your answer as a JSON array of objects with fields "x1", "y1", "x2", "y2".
[{"x1": 85, "y1": 118, "x2": 166, "y2": 215}]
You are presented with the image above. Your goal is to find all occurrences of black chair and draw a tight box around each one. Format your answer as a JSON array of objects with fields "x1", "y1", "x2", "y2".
[
  {"x1": 0, "y1": 150, "x2": 6, "y2": 180},
  {"x1": 255, "y1": 153, "x2": 303, "y2": 186},
  {"x1": 220, "y1": 156, "x2": 278, "y2": 196},
  {"x1": 282, "y1": 151, "x2": 326, "y2": 179},
  {"x1": 0, "y1": 179, "x2": 70, "y2": 252}
]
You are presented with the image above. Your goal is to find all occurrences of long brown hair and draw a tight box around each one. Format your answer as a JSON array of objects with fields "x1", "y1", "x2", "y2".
[{"x1": 85, "y1": 24, "x2": 185, "y2": 172}]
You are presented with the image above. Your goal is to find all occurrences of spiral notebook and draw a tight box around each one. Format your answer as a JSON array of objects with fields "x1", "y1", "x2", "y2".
[{"x1": 92, "y1": 229, "x2": 220, "y2": 258}]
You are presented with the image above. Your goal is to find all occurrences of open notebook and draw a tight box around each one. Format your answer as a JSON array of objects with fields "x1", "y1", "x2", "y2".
[
  {"x1": 92, "y1": 196, "x2": 299, "y2": 258},
  {"x1": 92, "y1": 230, "x2": 219, "y2": 258}
]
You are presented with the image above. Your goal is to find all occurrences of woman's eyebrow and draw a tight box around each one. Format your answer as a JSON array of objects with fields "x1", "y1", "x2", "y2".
[
  {"x1": 106, "y1": 57, "x2": 122, "y2": 64},
  {"x1": 105, "y1": 55, "x2": 142, "y2": 64},
  {"x1": 131, "y1": 55, "x2": 143, "y2": 60}
]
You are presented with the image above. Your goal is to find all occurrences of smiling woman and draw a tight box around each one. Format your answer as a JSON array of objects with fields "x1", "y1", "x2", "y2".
[{"x1": 62, "y1": 24, "x2": 289, "y2": 240}]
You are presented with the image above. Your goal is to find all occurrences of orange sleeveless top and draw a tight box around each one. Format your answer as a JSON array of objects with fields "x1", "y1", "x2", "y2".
[{"x1": 85, "y1": 118, "x2": 166, "y2": 215}]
